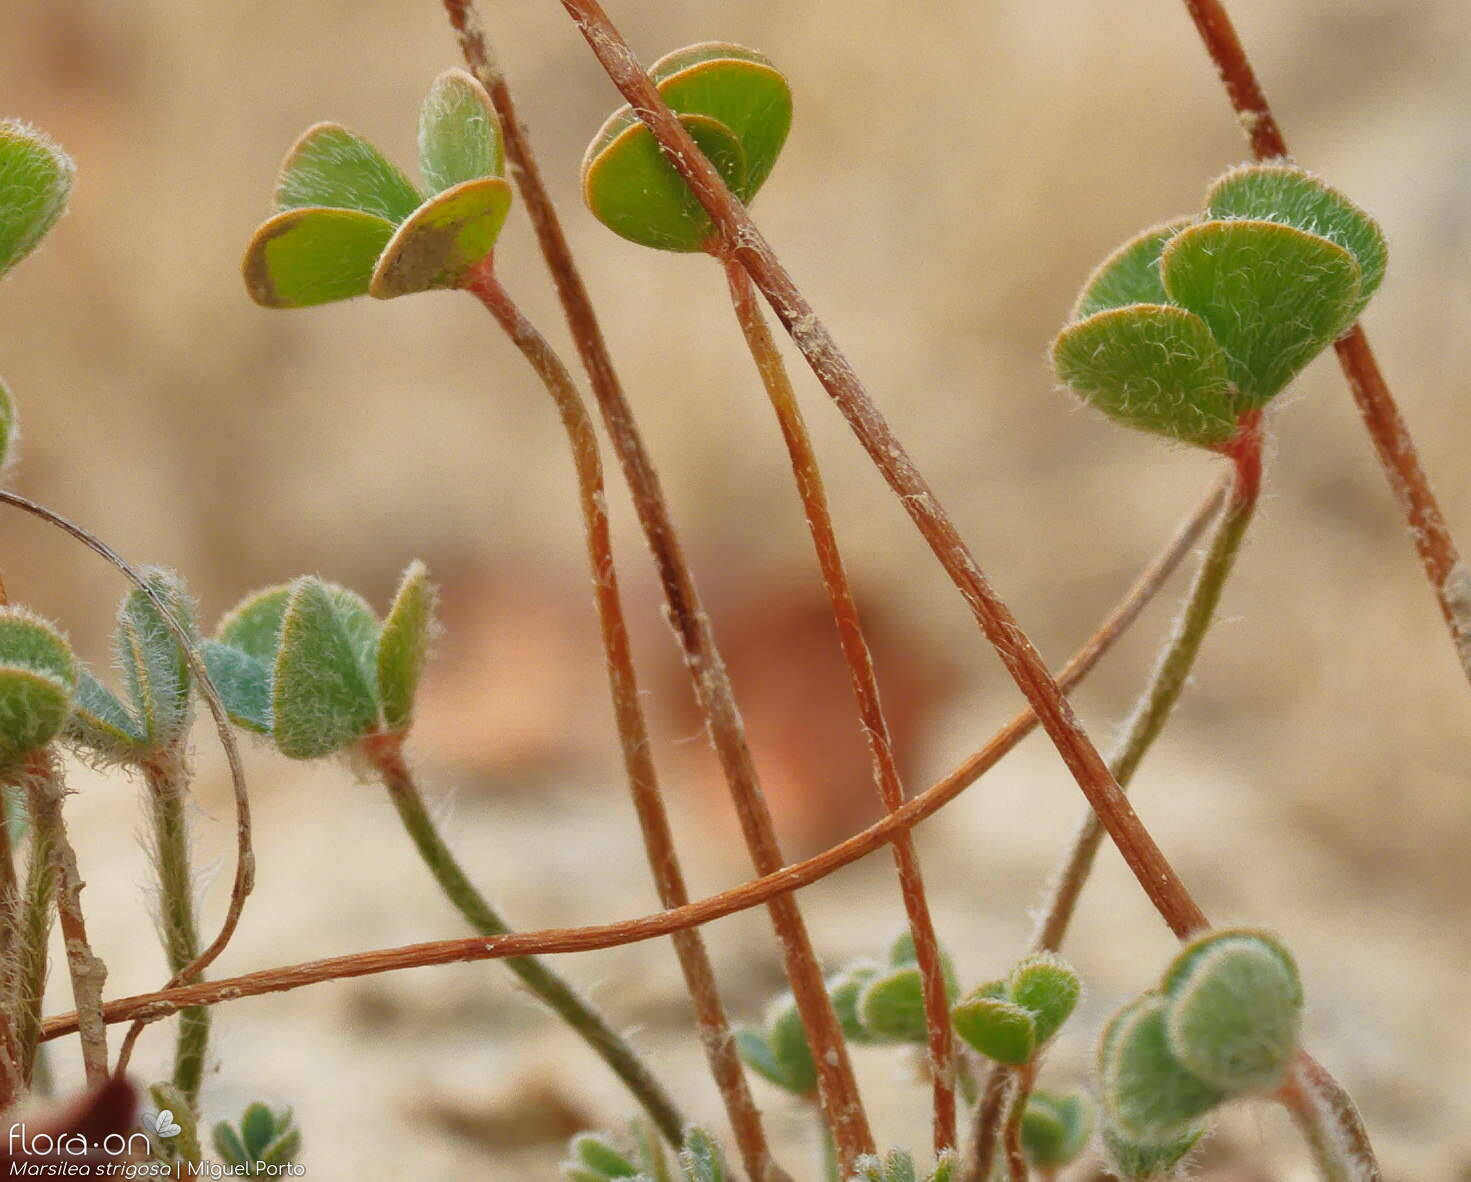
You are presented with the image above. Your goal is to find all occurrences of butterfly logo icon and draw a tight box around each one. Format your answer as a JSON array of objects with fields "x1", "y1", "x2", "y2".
[{"x1": 143, "y1": 1109, "x2": 182, "y2": 1139}]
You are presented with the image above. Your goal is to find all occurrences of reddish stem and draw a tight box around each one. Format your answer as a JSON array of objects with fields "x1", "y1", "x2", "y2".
[
  {"x1": 1182, "y1": 0, "x2": 1470, "y2": 682},
  {"x1": 557, "y1": 0, "x2": 1208, "y2": 943},
  {"x1": 725, "y1": 257, "x2": 956, "y2": 1153}
]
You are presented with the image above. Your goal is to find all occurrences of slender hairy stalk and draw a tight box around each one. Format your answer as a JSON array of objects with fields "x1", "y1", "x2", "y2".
[
  {"x1": 365, "y1": 735, "x2": 685, "y2": 1145},
  {"x1": 0, "y1": 793, "x2": 22, "y2": 1105},
  {"x1": 22, "y1": 750, "x2": 107, "y2": 1083},
  {"x1": 726, "y1": 257, "x2": 957, "y2": 1153},
  {"x1": 967, "y1": 1065, "x2": 1013, "y2": 1182},
  {"x1": 0, "y1": 492, "x2": 256, "y2": 1075},
  {"x1": 1277, "y1": 1051, "x2": 1383, "y2": 1182},
  {"x1": 13, "y1": 806, "x2": 53, "y2": 1087},
  {"x1": 558, "y1": 0, "x2": 1208, "y2": 947},
  {"x1": 462, "y1": 261, "x2": 782, "y2": 1176},
  {"x1": 1000, "y1": 1063, "x2": 1035, "y2": 1182},
  {"x1": 1180, "y1": 0, "x2": 1471, "y2": 684},
  {"x1": 142, "y1": 749, "x2": 209, "y2": 1105},
  {"x1": 1033, "y1": 423, "x2": 1262, "y2": 957},
  {"x1": 967, "y1": 430, "x2": 1263, "y2": 1180},
  {"x1": 42, "y1": 483, "x2": 1224, "y2": 1040},
  {"x1": 442, "y1": 7, "x2": 873, "y2": 1170}
]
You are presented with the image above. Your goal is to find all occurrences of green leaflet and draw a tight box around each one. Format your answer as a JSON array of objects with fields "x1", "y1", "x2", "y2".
[
  {"x1": 0, "y1": 607, "x2": 76, "y2": 768},
  {"x1": 370, "y1": 176, "x2": 513, "y2": 298},
  {"x1": 1020, "y1": 1091, "x2": 1093, "y2": 1171},
  {"x1": 1205, "y1": 164, "x2": 1386, "y2": 317},
  {"x1": 419, "y1": 69, "x2": 505, "y2": 194},
  {"x1": 243, "y1": 207, "x2": 397, "y2": 309},
  {"x1": 114, "y1": 570, "x2": 195, "y2": 747},
  {"x1": 201, "y1": 641, "x2": 272, "y2": 735},
  {"x1": 1098, "y1": 994, "x2": 1224, "y2": 1145},
  {"x1": 1071, "y1": 218, "x2": 1192, "y2": 320},
  {"x1": 1008, "y1": 953, "x2": 1081, "y2": 1045},
  {"x1": 0, "y1": 120, "x2": 73, "y2": 280},
  {"x1": 1052, "y1": 304, "x2": 1240, "y2": 447},
  {"x1": 857, "y1": 966, "x2": 929, "y2": 1043},
  {"x1": 375, "y1": 560, "x2": 436, "y2": 731},
  {"x1": 271, "y1": 578, "x2": 380, "y2": 759},
  {"x1": 1160, "y1": 218, "x2": 1361, "y2": 405},
  {"x1": 275, "y1": 123, "x2": 423, "y2": 223},
  {"x1": 217, "y1": 585, "x2": 293, "y2": 662},
  {"x1": 67, "y1": 665, "x2": 146, "y2": 757}
]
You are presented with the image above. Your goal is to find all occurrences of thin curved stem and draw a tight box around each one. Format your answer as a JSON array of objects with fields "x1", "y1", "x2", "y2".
[
  {"x1": 0, "y1": 490, "x2": 255, "y2": 1076},
  {"x1": 726, "y1": 256, "x2": 956, "y2": 1153},
  {"x1": 558, "y1": 0, "x2": 1208, "y2": 946},
  {"x1": 1033, "y1": 427, "x2": 1261, "y2": 957},
  {"x1": 40, "y1": 480, "x2": 1223, "y2": 1043},
  {"x1": 967, "y1": 431, "x2": 1262, "y2": 1181},
  {"x1": 1181, "y1": 0, "x2": 1471, "y2": 684},
  {"x1": 462, "y1": 262, "x2": 779, "y2": 1173},
  {"x1": 1277, "y1": 1050, "x2": 1383, "y2": 1182},
  {"x1": 366, "y1": 736, "x2": 686, "y2": 1146}
]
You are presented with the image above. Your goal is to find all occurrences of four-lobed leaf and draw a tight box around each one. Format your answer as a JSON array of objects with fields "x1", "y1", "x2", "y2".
[
  {"x1": 213, "y1": 1104, "x2": 301, "y2": 1175},
  {"x1": 582, "y1": 42, "x2": 792, "y2": 252},
  {"x1": 951, "y1": 955, "x2": 1080, "y2": 1066},
  {"x1": 1055, "y1": 163, "x2": 1386, "y2": 447},
  {"x1": 244, "y1": 70, "x2": 509, "y2": 307},
  {"x1": 0, "y1": 120, "x2": 73, "y2": 280}
]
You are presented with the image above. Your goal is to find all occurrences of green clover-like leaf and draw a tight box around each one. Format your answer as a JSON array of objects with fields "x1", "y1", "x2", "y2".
[
  {"x1": 272, "y1": 578, "x2": 380, "y2": 759},
  {"x1": 243, "y1": 207, "x2": 397, "y2": 309},
  {"x1": 1160, "y1": 218, "x2": 1361, "y2": 405},
  {"x1": 1070, "y1": 218, "x2": 1192, "y2": 321},
  {"x1": 419, "y1": 68, "x2": 505, "y2": 194},
  {"x1": 583, "y1": 42, "x2": 791, "y2": 252},
  {"x1": 370, "y1": 176, "x2": 513, "y2": 298},
  {"x1": 0, "y1": 120, "x2": 73, "y2": 280},
  {"x1": 1008, "y1": 953, "x2": 1081, "y2": 1046},
  {"x1": 275, "y1": 123, "x2": 423, "y2": 223},
  {"x1": 217, "y1": 585, "x2": 293, "y2": 662},
  {"x1": 201, "y1": 641, "x2": 272, "y2": 735},
  {"x1": 1098, "y1": 994, "x2": 1223, "y2": 1146},
  {"x1": 1161, "y1": 929, "x2": 1302, "y2": 1093},
  {"x1": 737, "y1": 994, "x2": 817, "y2": 1095},
  {"x1": 858, "y1": 965, "x2": 929, "y2": 1044},
  {"x1": 1020, "y1": 1091, "x2": 1093, "y2": 1171},
  {"x1": 648, "y1": 43, "x2": 792, "y2": 201},
  {"x1": 828, "y1": 959, "x2": 883, "y2": 1043},
  {"x1": 376, "y1": 560, "x2": 437, "y2": 731},
  {"x1": 67, "y1": 665, "x2": 146, "y2": 757},
  {"x1": 567, "y1": 1132, "x2": 640, "y2": 1179},
  {"x1": 1052, "y1": 304, "x2": 1240, "y2": 447},
  {"x1": 114, "y1": 569, "x2": 196, "y2": 748},
  {"x1": 887, "y1": 931, "x2": 961, "y2": 997},
  {"x1": 0, "y1": 607, "x2": 76, "y2": 768},
  {"x1": 951, "y1": 990, "x2": 1036, "y2": 1066},
  {"x1": 583, "y1": 112, "x2": 746, "y2": 253},
  {"x1": 1205, "y1": 164, "x2": 1386, "y2": 317}
]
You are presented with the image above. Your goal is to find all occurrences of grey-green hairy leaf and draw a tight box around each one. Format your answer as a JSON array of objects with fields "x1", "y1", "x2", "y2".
[
  {"x1": 217, "y1": 585, "x2": 293, "y2": 662},
  {"x1": 66, "y1": 665, "x2": 146, "y2": 758},
  {"x1": 1205, "y1": 164, "x2": 1386, "y2": 318},
  {"x1": 115, "y1": 570, "x2": 195, "y2": 748},
  {"x1": 272, "y1": 578, "x2": 380, "y2": 759},
  {"x1": 857, "y1": 966, "x2": 929, "y2": 1043},
  {"x1": 678, "y1": 1128, "x2": 727, "y2": 1182},
  {"x1": 1160, "y1": 218, "x2": 1360, "y2": 405},
  {"x1": 1071, "y1": 218, "x2": 1192, "y2": 321},
  {"x1": 1052, "y1": 304, "x2": 1239, "y2": 447},
  {"x1": 377, "y1": 560, "x2": 437, "y2": 731},
  {"x1": 202, "y1": 641, "x2": 272, "y2": 735},
  {"x1": 1008, "y1": 953, "x2": 1081, "y2": 1045},
  {"x1": 1098, "y1": 994, "x2": 1223, "y2": 1145},
  {"x1": 0, "y1": 120, "x2": 74, "y2": 280}
]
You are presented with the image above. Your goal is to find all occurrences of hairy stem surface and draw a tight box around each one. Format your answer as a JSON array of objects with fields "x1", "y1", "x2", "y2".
[
  {"x1": 368, "y1": 738, "x2": 685, "y2": 1145},
  {"x1": 726, "y1": 257, "x2": 956, "y2": 1153},
  {"x1": 143, "y1": 750, "x2": 209, "y2": 1105},
  {"x1": 23, "y1": 751, "x2": 107, "y2": 1084},
  {"x1": 464, "y1": 263, "x2": 778, "y2": 1172}
]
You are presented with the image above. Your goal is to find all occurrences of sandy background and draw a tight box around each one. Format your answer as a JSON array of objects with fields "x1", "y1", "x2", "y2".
[{"x1": 1, "y1": 0, "x2": 1469, "y2": 1178}]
